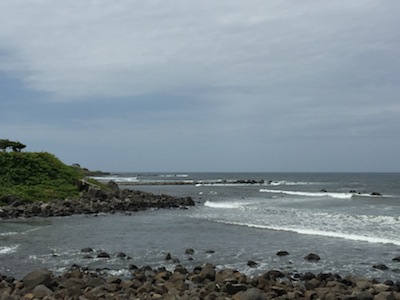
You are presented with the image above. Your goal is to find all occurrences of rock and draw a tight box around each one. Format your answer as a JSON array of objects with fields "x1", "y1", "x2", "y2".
[
  {"x1": 22, "y1": 269, "x2": 52, "y2": 290},
  {"x1": 264, "y1": 270, "x2": 286, "y2": 279},
  {"x1": 224, "y1": 283, "x2": 248, "y2": 295},
  {"x1": 247, "y1": 260, "x2": 258, "y2": 268},
  {"x1": 206, "y1": 250, "x2": 215, "y2": 254},
  {"x1": 356, "y1": 291, "x2": 374, "y2": 300},
  {"x1": 392, "y1": 256, "x2": 400, "y2": 262},
  {"x1": 304, "y1": 253, "x2": 321, "y2": 261},
  {"x1": 185, "y1": 248, "x2": 195, "y2": 255},
  {"x1": 276, "y1": 250, "x2": 289, "y2": 256},
  {"x1": 199, "y1": 263, "x2": 216, "y2": 281},
  {"x1": 241, "y1": 287, "x2": 266, "y2": 300},
  {"x1": 373, "y1": 264, "x2": 389, "y2": 271},
  {"x1": 32, "y1": 284, "x2": 53, "y2": 299},
  {"x1": 371, "y1": 192, "x2": 382, "y2": 196},
  {"x1": 81, "y1": 247, "x2": 94, "y2": 253},
  {"x1": 116, "y1": 252, "x2": 127, "y2": 258},
  {"x1": 165, "y1": 253, "x2": 172, "y2": 261},
  {"x1": 97, "y1": 252, "x2": 110, "y2": 258}
]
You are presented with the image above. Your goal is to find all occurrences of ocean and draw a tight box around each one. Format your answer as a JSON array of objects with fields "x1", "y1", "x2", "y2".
[{"x1": 1, "y1": 172, "x2": 400, "y2": 282}]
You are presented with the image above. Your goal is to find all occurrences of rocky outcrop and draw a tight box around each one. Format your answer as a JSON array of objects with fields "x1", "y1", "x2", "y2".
[
  {"x1": 1, "y1": 264, "x2": 400, "y2": 299},
  {"x1": 0, "y1": 183, "x2": 195, "y2": 219}
]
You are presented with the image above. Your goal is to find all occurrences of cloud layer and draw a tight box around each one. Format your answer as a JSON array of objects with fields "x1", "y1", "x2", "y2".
[{"x1": 1, "y1": 1, "x2": 399, "y2": 171}]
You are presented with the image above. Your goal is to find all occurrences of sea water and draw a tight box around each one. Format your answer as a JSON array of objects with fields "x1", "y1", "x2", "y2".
[{"x1": 1, "y1": 173, "x2": 399, "y2": 281}]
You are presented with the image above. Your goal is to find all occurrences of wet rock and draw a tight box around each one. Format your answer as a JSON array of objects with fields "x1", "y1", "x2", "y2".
[
  {"x1": 185, "y1": 248, "x2": 195, "y2": 255},
  {"x1": 373, "y1": 264, "x2": 389, "y2": 271},
  {"x1": 276, "y1": 250, "x2": 289, "y2": 256},
  {"x1": 115, "y1": 252, "x2": 127, "y2": 258},
  {"x1": 165, "y1": 253, "x2": 172, "y2": 261},
  {"x1": 247, "y1": 260, "x2": 258, "y2": 268},
  {"x1": 304, "y1": 253, "x2": 321, "y2": 261},
  {"x1": 392, "y1": 256, "x2": 400, "y2": 262},
  {"x1": 96, "y1": 252, "x2": 110, "y2": 258},
  {"x1": 81, "y1": 247, "x2": 94, "y2": 253}
]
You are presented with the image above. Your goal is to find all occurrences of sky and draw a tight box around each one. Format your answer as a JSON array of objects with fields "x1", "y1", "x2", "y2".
[{"x1": 0, "y1": 1, "x2": 399, "y2": 172}]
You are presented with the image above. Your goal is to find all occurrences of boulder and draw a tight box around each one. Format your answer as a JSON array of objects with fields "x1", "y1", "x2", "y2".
[
  {"x1": 392, "y1": 256, "x2": 400, "y2": 262},
  {"x1": 373, "y1": 264, "x2": 389, "y2": 271},
  {"x1": 241, "y1": 287, "x2": 266, "y2": 300},
  {"x1": 81, "y1": 247, "x2": 94, "y2": 253},
  {"x1": 247, "y1": 261, "x2": 258, "y2": 268},
  {"x1": 185, "y1": 248, "x2": 195, "y2": 255},
  {"x1": 276, "y1": 251, "x2": 289, "y2": 256},
  {"x1": 97, "y1": 252, "x2": 110, "y2": 258},
  {"x1": 23, "y1": 269, "x2": 52, "y2": 290},
  {"x1": 304, "y1": 253, "x2": 321, "y2": 261}
]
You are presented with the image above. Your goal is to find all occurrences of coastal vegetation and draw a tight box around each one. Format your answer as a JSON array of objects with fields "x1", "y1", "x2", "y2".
[{"x1": 0, "y1": 142, "x2": 85, "y2": 203}]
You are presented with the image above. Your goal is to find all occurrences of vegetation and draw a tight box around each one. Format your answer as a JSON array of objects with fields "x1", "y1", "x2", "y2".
[
  {"x1": 0, "y1": 139, "x2": 26, "y2": 152},
  {"x1": 0, "y1": 150, "x2": 85, "y2": 203}
]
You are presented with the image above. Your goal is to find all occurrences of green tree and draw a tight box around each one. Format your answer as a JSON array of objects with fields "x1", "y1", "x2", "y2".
[{"x1": 0, "y1": 139, "x2": 26, "y2": 152}]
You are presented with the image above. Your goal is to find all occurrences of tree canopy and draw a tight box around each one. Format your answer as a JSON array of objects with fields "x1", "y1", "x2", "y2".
[{"x1": 0, "y1": 139, "x2": 26, "y2": 152}]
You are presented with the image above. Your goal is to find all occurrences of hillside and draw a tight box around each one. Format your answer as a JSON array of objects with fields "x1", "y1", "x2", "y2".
[{"x1": 0, "y1": 151, "x2": 84, "y2": 203}]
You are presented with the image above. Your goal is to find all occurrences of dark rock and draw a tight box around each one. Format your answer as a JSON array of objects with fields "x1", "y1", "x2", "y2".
[
  {"x1": 373, "y1": 264, "x2": 389, "y2": 271},
  {"x1": 185, "y1": 248, "x2": 195, "y2": 255},
  {"x1": 371, "y1": 192, "x2": 382, "y2": 196},
  {"x1": 384, "y1": 280, "x2": 394, "y2": 286},
  {"x1": 276, "y1": 250, "x2": 289, "y2": 256},
  {"x1": 205, "y1": 250, "x2": 215, "y2": 254},
  {"x1": 392, "y1": 256, "x2": 400, "y2": 262},
  {"x1": 81, "y1": 247, "x2": 94, "y2": 253},
  {"x1": 115, "y1": 252, "x2": 127, "y2": 258},
  {"x1": 23, "y1": 268, "x2": 52, "y2": 290},
  {"x1": 300, "y1": 272, "x2": 316, "y2": 280},
  {"x1": 224, "y1": 283, "x2": 248, "y2": 294},
  {"x1": 304, "y1": 253, "x2": 321, "y2": 261},
  {"x1": 165, "y1": 253, "x2": 172, "y2": 261},
  {"x1": 97, "y1": 252, "x2": 110, "y2": 258},
  {"x1": 264, "y1": 270, "x2": 286, "y2": 279},
  {"x1": 247, "y1": 260, "x2": 258, "y2": 268}
]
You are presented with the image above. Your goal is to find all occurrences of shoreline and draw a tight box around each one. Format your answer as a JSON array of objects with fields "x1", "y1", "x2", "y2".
[
  {"x1": 1, "y1": 263, "x2": 399, "y2": 299},
  {"x1": 0, "y1": 182, "x2": 195, "y2": 220}
]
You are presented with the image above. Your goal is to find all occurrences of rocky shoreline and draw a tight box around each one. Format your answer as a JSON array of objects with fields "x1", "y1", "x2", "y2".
[
  {"x1": 1, "y1": 262, "x2": 400, "y2": 299},
  {"x1": 0, "y1": 181, "x2": 195, "y2": 220}
]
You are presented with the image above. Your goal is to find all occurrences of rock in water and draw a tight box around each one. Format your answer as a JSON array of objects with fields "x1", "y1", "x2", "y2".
[{"x1": 304, "y1": 253, "x2": 321, "y2": 261}]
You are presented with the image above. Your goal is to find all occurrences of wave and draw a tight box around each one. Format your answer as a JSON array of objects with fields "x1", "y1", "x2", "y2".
[
  {"x1": 215, "y1": 221, "x2": 400, "y2": 246},
  {"x1": 204, "y1": 201, "x2": 245, "y2": 209},
  {"x1": 0, "y1": 244, "x2": 20, "y2": 255},
  {"x1": 260, "y1": 189, "x2": 354, "y2": 199},
  {"x1": 159, "y1": 174, "x2": 189, "y2": 178},
  {"x1": 0, "y1": 231, "x2": 18, "y2": 237},
  {"x1": 90, "y1": 176, "x2": 139, "y2": 183},
  {"x1": 268, "y1": 181, "x2": 320, "y2": 186}
]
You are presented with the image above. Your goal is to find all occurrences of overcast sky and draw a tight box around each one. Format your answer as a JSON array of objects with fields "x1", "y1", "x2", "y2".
[{"x1": 1, "y1": 1, "x2": 399, "y2": 172}]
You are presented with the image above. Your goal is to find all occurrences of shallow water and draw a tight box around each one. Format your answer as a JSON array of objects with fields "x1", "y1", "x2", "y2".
[{"x1": 1, "y1": 172, "x2": 400, "y2": 281}]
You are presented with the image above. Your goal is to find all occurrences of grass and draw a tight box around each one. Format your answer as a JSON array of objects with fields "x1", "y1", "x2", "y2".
[{"x1": 0, "y1": 152, "x2": 85, "y2": 203}]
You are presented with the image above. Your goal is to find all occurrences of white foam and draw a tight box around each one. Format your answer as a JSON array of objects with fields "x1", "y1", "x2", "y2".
[
  {"x1": 269, "y1": 181, "x2": 313, "y2": 186},
  {"x1": 216, "y1": 221, "x2": 400, "y2": 246},
  {"x1": 0, "y1": 231, "x2": 18, "y2": 236},
  {"x1": 204, "y1": 201, "x2": 244, "y2": 209},
  {"x1": 0, "y1": 245, "x2": 20, "y2": 255},
  {"x1": 260, "y1": 189, "x2": 353, "y2": 199},
  {"x1": 90, "y1": 176, "x2": 138, "y2": 183}
]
